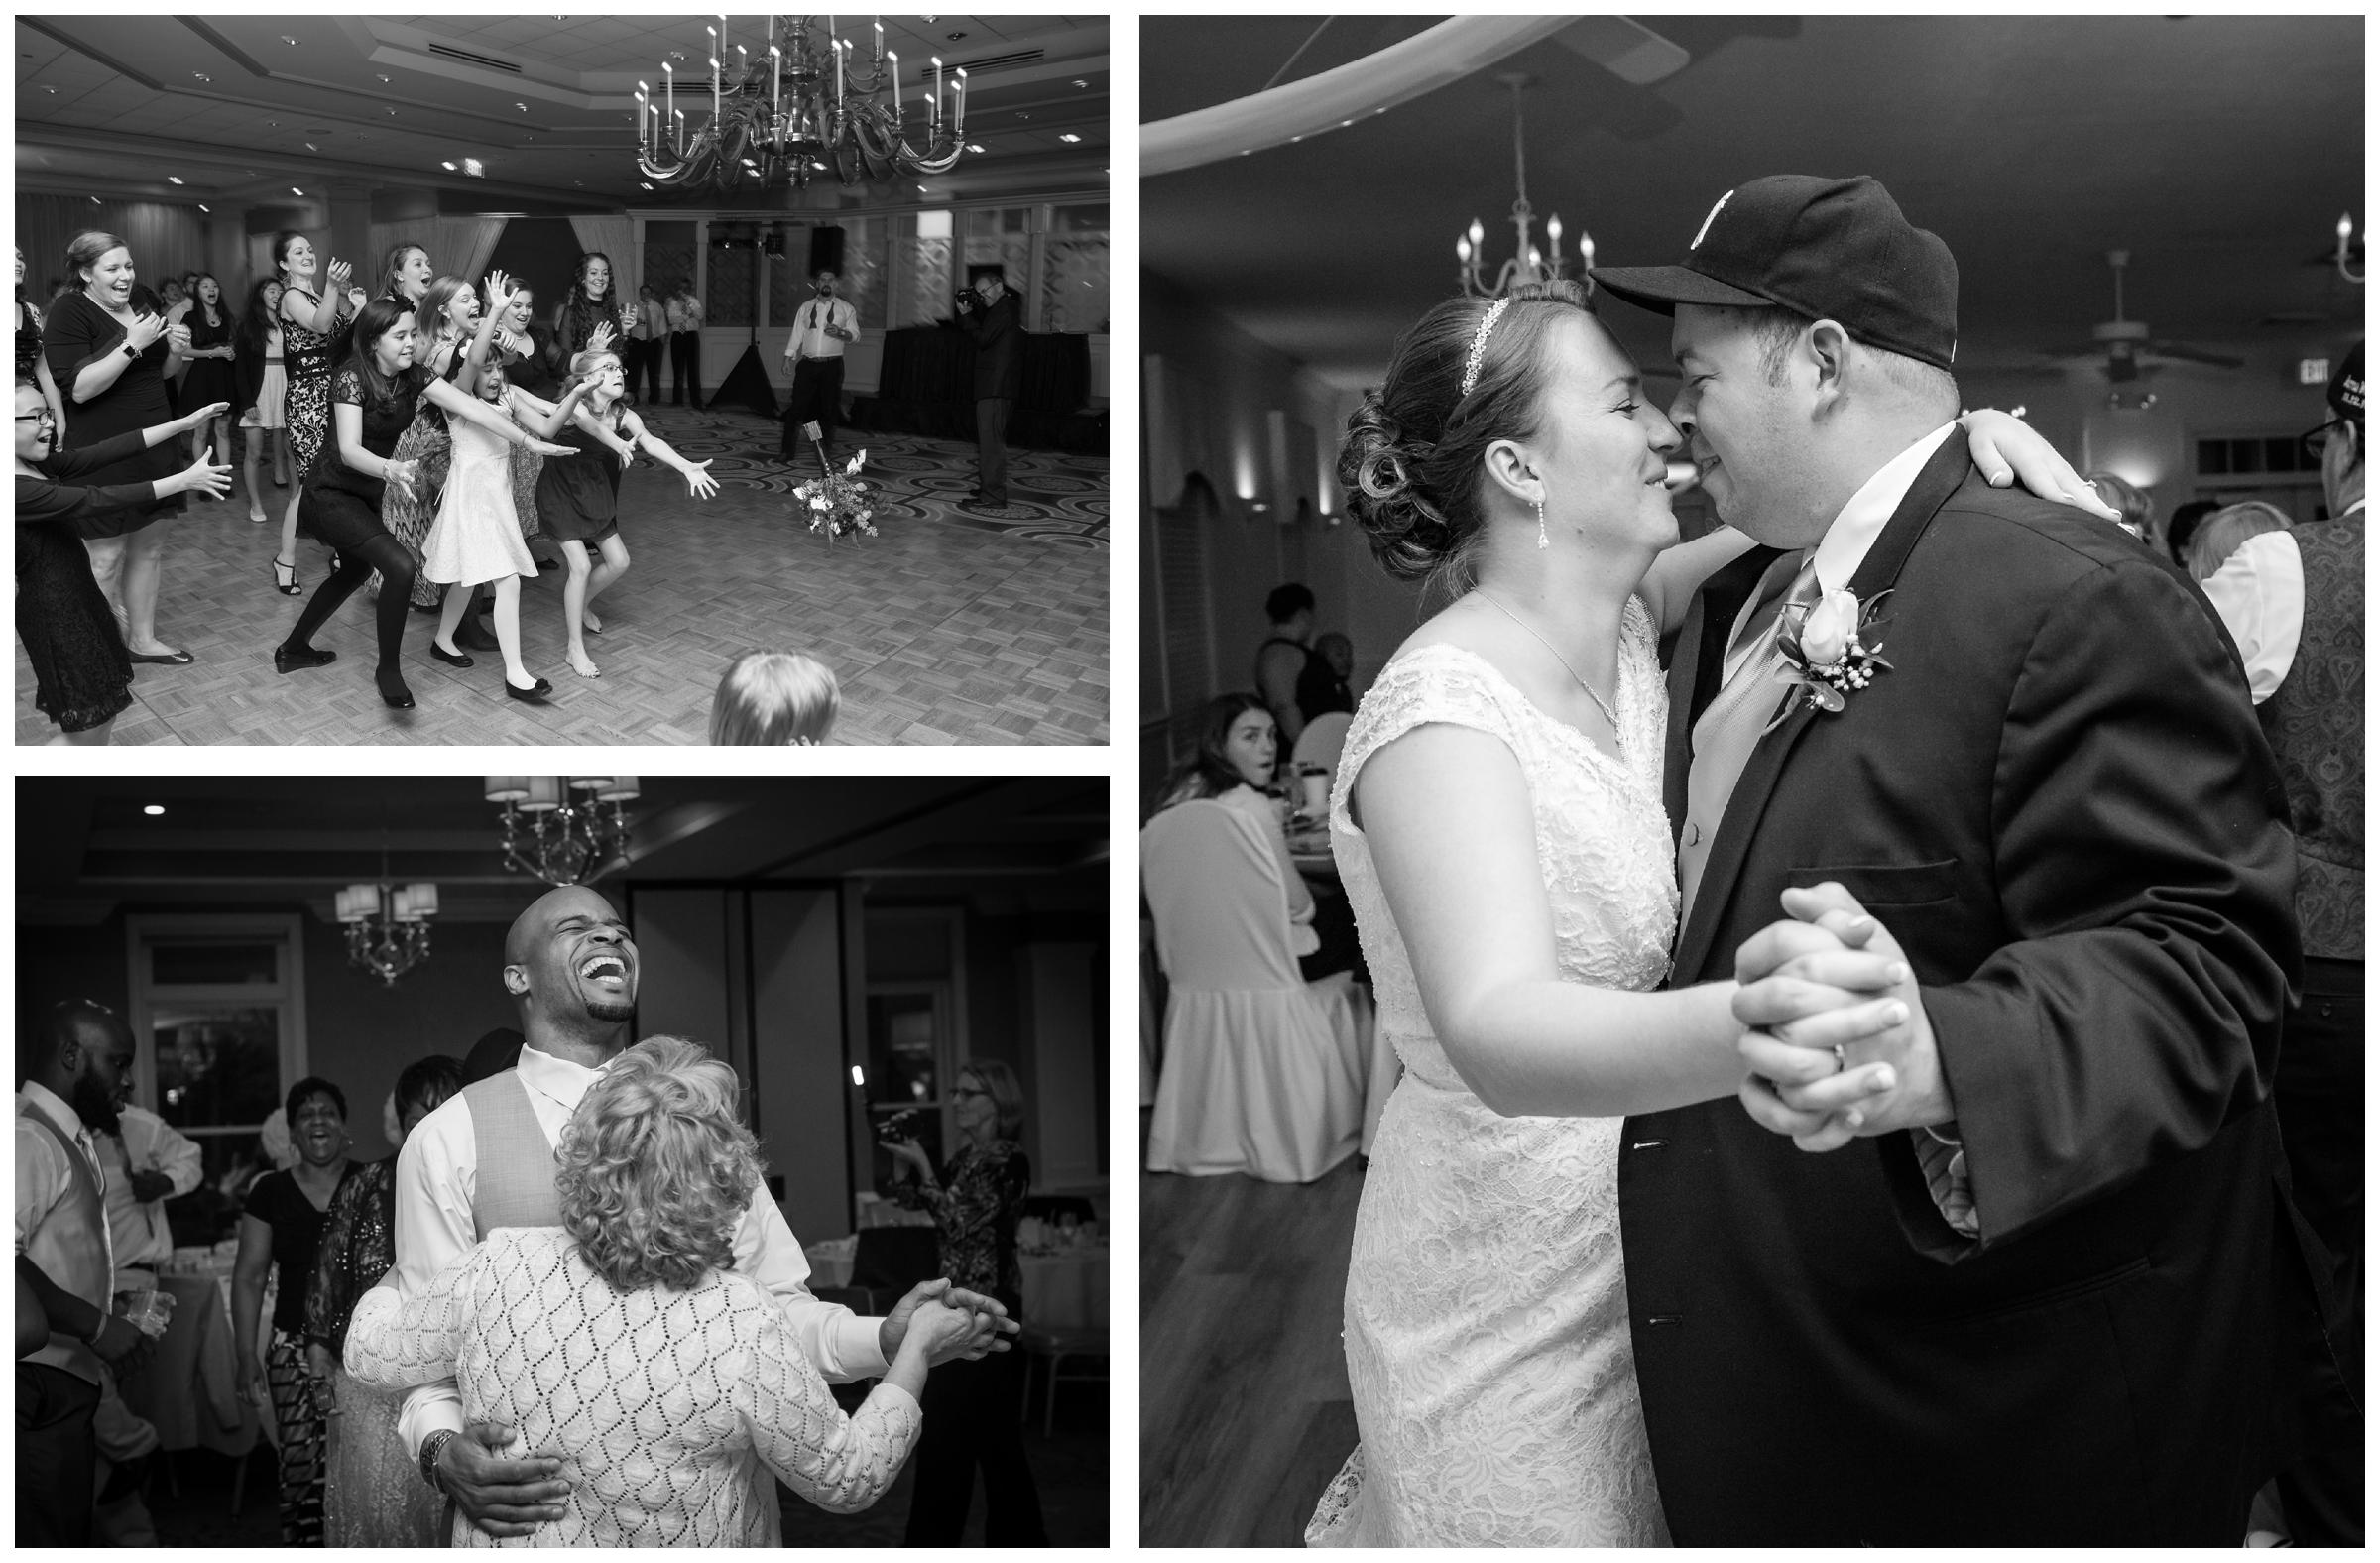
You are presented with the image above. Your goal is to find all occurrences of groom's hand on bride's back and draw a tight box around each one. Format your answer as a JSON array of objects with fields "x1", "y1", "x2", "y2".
[
  {"x1": 443, "y1": 1419, "x2": 569, "y2": 1536},
  {"x1": 1733, "y1": 884, "x2": 1956, "y2": 1149}
]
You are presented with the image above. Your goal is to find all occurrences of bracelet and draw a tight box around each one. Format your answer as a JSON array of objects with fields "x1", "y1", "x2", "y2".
[{"x1": 419, "y1": 1428, "x2": 457, "y2": 1494}]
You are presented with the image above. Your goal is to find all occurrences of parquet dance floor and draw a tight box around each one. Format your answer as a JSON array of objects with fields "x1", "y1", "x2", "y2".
[{"x1": 17, "y1": 407, "x2": 1108, "y2": 746}]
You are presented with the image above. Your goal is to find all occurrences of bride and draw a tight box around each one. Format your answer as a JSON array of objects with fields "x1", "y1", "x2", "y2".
[{"x1": 1303, "y1": 281, "x2": 2100, "y2": 1546}]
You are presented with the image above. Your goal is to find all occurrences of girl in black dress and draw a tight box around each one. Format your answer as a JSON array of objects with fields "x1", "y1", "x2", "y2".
[
  {"x1": 273, "y1": 231, "x2": 357, "y2": 598},
  {"x1": 178, "y1": 275, "x2": 239, "y2": 481},
  {"x1": 46, "y1": 231, "x2": 194, "y2": 663},
  {"x1": 272, "y1": 299, "x2": 572, "y2": 710},
  {"x1": 15, "y1": 379, "x2": 231, "y2": 743},
  {"x1": 551, "y1": 252, "x2": 635, "y2": 376},
  {"x1": 380, "y1": 242, "x2": 432, "y2": 313},
  {"x1": 537, "y1": 341, "x2": 718, "y2": 679}
]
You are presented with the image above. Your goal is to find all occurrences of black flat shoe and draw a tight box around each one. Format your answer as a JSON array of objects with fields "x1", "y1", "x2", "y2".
[
  {"x1": 274, "y1": 644, "x2": 335, "y2": 674},
  {"x1": 504, "y1": 676, "x2": 553, "y2": 703},
  {"x1": 408, "y1": 600, "x2": 441, "y2": 617},
  {"x1": 429, "y1": 642, "x2": 474, "y2": 668},
  {"x1": 129, "y1": 648, "x2": 195, "y2": 665},
  {"x1": 375, "y1": 665, "x2": 415, "y2": 709},
  {"x1": 271, "y1": 556, "x2": 302, "y2": 596}
]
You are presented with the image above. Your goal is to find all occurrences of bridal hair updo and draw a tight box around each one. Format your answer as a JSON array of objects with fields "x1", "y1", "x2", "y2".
[{"x1": 1340, "y1": 279, "x2": 1593, "y2": 599}]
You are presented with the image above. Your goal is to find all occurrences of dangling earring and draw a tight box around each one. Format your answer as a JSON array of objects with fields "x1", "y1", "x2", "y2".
[{"x1": 1535, "y1": 494, "x2": 1550, "y2": 550}]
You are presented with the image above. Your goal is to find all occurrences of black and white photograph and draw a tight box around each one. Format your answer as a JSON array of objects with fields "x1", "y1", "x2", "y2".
[
  {"x1": 1140, "y1": 14, "x2": 2362, "y2": 1547},
  {"x1": 16, "y1": 15, "x2": 1110, "y2": 745},
  {"x1": 17, "y1": 775, "x2": 1110, "y2": 1545}
]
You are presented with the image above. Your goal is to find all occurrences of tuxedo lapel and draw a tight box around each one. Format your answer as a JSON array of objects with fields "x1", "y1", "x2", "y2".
[
  {"x1": 1669, "y1": 436, "x2": 1973, "y2": 980},
  {"x1": 1664, "y1": 589, "x2": 1709, "y2": 838}
]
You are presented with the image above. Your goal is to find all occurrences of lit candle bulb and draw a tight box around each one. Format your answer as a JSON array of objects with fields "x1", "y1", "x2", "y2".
[
  {"x1": 1469, "y1": 218, "x2": 1484, "y2": 247},
  {"x1": 889, "y1": 50, "x2": 900, "y2": 126},
  {"x1": 1579, "y1": 233, "x2": 1595, "y2": 270},
  {"x1": 770, "y1": 44, "x2": 780, "y2": 116},
  {"x1": 953, "y1": 68, "x2": 966, "y2": 136},
  {"x1": 718, "y1": 14, "x2": 728, "y2": 71},
  {"x1": 874, "y1": 18, "x2": 884, "y2": 64},
  {"x1": 1457, "y1": 236, "x2": 1472, "y2": 264},
  {"x1": 931, "y1": 56, "x2": 942, "y2": 127},
  {"x1": 664, "y1": 60, "x2": 674, "y2": 130},
  {"x1": 636, "y1": 85, "x2": 648, "y2": 154},
  {"x1": 674, "y1": 107, "x2": 686, "y2": 155},
  {"x1": 710, "y1": 56, "x2": 720, "y2": 118},
  {"x1": 1548, "y1": 214, "x2": 1563, "y2": 250}
]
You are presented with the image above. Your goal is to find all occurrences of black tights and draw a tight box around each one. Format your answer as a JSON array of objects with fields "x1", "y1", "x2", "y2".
[{"x1": 283, "y1": 532, "x2": 416, "y2": 674}]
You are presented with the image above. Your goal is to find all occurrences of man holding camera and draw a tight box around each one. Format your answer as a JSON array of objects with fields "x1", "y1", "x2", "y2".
[
  {"x1": 779, "y1": 269, "x2": 860, "y2": 463},
  {"x1": 956, "y1": 268, "x2": 1023, "y2": 508}
]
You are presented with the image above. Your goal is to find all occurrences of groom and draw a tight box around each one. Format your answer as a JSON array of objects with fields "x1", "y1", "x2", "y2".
[{"x1": 1591, "y1": 176, "x2": 2352, "y2": 1544}]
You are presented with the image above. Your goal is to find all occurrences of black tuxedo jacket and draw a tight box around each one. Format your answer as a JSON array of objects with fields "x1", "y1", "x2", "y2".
[
  {"x1": 1621, "y1": 434, "x2": 2348, "y2": 1544},
  {"x1": 962, "y1": 292, "x2": 1024, "y2": 402}
]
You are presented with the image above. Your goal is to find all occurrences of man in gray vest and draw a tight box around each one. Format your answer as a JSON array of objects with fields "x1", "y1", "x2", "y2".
[
  {"x1": 377, "y1": 886, "x2": 1015, "y2": 1538},
  {"x1": 17, "y1": 1001, "x2": 152, "y2": 1544}
]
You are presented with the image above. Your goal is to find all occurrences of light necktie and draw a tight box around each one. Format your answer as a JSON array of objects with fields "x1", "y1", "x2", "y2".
[{"x1": 1678, "y1": 549, "x2": 1820, "y2": 930}]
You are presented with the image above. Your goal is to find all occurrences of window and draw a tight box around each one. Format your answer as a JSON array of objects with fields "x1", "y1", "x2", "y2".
[{"x1": 126, "y1": 915, "x2": 307, "y2": 1187}]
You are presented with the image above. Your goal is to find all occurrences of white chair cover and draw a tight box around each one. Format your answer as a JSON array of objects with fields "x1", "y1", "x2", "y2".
[
  {"x1": 1142, "y1": 799, "x2": 1367, "y2": 1182},
  {"x1": 1291, "y1": 710, "x2": 1354, "y2": 777}
]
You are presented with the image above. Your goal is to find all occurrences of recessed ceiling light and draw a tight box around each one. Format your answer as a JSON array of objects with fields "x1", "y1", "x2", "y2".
[
  {"x1": 945, "y1": 32, "x2": 966, "y2": 42},
  {"x1": 1015, "y1": 111, "x2": 1030, "y2": 120},
  {"x1": 39, "y1": 85, "x2": 57, "y2": 93},
  {"x1": 281, "y1": 34, "x2": 298, "y2": 45},
  {"x1": 441, "y1": 160, "x2": 457, "y2": 172},
  {"x1": 304, "y1": 142, "x2": 318, "y2": 151},
  {"x1": 917, "y1": 183, "x2": 928, "y2": 193},
  {"x1": 1058, "y1": 133, "x2": 1080, "y2": 143},
  {"x1": 462, "y1": 158, "x2": 484, "y2": 177},
  {"x1": 516, "y1": 102, "x2": 528, "y2": 112},
  {"x1": 197, "y1": 204, "x2": 209, "y2": 212},
  {"x1": 291, "y1": 186, "x2": 303, "y2": 195},
  {"x1": 1072, "y1": 79, "x2": 1088, "y2": 89},
  {"x1": 640, "y1": 181, "x2": 654, "y2": 190},
  {"x1": 143, "y1": 804, "x2": 165, "y2": 816},
  {"x1": 966, "y1": 142, "x2": 984, "y2": 153},
  {"x1": 267, "y1": 120, "x2": 279, "y2": 127},
  {"x1": 193, "y1": 72, "x2": 211, "y2": 82},
  {"x1": 377, "y1": 74, "x2": 391, "y2": 84},
  {"x1": 89, "y1": 196, "x2": 101, "y2": 205},
  {"x1": 167, "y1": 176, "x2": 184, "y2": 184}
]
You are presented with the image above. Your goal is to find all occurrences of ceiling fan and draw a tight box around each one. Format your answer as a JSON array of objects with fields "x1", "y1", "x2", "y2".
[{"x1": 2039, "y1": 250, "x2": 2243, "y2": 382}]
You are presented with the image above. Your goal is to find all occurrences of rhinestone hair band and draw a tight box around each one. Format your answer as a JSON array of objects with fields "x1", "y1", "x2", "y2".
[{"x1": 1461, "y1": 297, "x2": 1511, "y2": 397}]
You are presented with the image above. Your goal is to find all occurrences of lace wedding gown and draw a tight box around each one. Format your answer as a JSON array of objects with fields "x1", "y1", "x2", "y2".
[{"x1": 1306, "y1": 599, "x2": 1676, "y2": 1547}]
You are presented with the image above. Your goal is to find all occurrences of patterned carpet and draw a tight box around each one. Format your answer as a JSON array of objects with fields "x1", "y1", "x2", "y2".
[{"x1": 14, "y1": 405, "x2": 1108, "y2": 746}]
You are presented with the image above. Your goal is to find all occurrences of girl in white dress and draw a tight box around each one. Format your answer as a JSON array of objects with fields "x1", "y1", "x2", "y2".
[
  {"x1": 419, "y1": 358, "x2": 592, "y2": 700},
  {"x1": 1303, "y1": 282, "x2": 2089, "y2": 1546}
]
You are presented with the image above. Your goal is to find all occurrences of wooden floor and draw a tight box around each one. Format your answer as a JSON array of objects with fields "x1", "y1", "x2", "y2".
[
  {"x1": 1139, "y1": 1154, "x2": 1366, "y2": 1546},
  {"x1": 17, "y1": 407, "x2": 1109, "y2": 746}
]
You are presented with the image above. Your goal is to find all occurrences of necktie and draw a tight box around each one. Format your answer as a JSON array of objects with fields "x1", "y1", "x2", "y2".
[{"x1": 1679, "y1": 550, "x2": 1820, "y2": 929}]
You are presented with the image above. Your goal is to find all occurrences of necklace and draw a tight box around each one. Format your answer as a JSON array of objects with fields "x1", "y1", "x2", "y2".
[{"x1": 1472, "y1": 589, "x2": 1621, "y2": 734}]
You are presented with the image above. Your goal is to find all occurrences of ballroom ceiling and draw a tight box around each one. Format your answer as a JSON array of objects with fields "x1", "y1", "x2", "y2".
[
  {"x1": 16, "y1": 14, "x2": 1109, "y2": 211},
  {"x1": 1142, "y1": 14, "x2": 2365, "y2": 388},
  {"x1": 16, "y1": 776, "x2": 1108, "y2": 924}
]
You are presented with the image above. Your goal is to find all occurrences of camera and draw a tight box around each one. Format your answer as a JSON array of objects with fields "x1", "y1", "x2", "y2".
[
  {"x1": 876, "y1": 1107, "x2": 925, "y2": 1142},
  {"x1": 954, "y1": 286, "x2": 984, "y2": 313}
]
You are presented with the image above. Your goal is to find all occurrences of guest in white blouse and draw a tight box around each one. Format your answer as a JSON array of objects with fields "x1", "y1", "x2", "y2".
[{"x1": 347, "y1": 1036, "x2": 976, "y2": 1546}]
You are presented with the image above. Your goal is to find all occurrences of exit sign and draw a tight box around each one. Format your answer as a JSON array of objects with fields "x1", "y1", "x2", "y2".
[{"x1": 2300, "y1": 358, "x2": 2331, "y2": 386}]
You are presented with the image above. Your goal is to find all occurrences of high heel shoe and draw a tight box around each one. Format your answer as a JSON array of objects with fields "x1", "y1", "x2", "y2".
[
  {"x1": 375, "y1": 664, "x2": 416, "y2": 710},
  {"x1": 504, "y1": 675, "x2": 554, "y2": 703},
  {"x1": 271, "y1": 556, "x2": 302, "y2": 596}
]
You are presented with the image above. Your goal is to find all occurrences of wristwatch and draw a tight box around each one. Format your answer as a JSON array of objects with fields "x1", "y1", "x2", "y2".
[
  {"x1": 120, "y1": 342, "x2": 139, "y2": 360},
  {"x1": 419, "y1": 1428, "x2": 459, "y2": 1494}
]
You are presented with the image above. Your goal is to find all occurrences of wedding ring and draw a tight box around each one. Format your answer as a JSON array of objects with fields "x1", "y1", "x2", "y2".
[{"x1": 1832, "y1": 1044, "x2": 1847, "y2": 1074}]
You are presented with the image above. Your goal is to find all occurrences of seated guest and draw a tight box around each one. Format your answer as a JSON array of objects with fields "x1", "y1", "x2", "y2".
[
  {"x1": 710, "y1": 650, "x2": 840, "y2": 744},
  {"x1": 304, "y1": 1054, "x2": 462, "y2": 1547},
  {"x1": 345, "y1": 1036, "x2": 977, "y2": 1545},
  {"x1": 2084, "y1": 470, "x2": 2159, "y2": 549},
  {"x1": 232, "y1": 1076, "x2": 358, "y2": 1546},
  {"x1": 17, "y1": 1001, "x2": 153, "y2": 1545},
  {"x1": 1154, "y1": 693, "x2": 1365, "y2": 981}
]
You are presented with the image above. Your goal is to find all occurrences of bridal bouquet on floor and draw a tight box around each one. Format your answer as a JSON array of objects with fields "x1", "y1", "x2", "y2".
[{"x1": 791, "y1": 423, "x2": 880, "y2": 542}]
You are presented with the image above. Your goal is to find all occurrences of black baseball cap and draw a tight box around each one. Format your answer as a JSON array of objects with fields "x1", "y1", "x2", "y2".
[
  {"x1": 1591, "y1": 174, "x2": 1961, "y2": 371},
  {"x1": 2327, "y1": 340, "x2": 2363, "y2": 424}
]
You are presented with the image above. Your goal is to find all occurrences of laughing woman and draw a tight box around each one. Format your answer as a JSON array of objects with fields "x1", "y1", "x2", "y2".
[{"x1": 45, "y1": 231, "x2": 193, "y2": 663}]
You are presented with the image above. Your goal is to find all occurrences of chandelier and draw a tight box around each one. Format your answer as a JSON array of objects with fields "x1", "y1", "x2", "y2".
[
  {"x1": 635, "y1": 15, "x2": 971, "y2": 192},
  {"x1": 335, "y1": 880, "x2": 438, "y2": 987},
  {"x1": 1457, "y1": 74, "x2": 1595, "y2": 299},
  {"x1": 485, "y1": 777, "x2": 640, "y2": 887}
]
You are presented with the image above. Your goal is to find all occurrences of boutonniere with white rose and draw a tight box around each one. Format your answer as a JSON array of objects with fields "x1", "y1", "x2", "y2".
[{"x1": 1771, "y1": 586, "x2": 1895, "y2": 720}]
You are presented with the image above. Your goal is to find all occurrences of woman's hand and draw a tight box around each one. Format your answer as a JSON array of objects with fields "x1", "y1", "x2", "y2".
[
  {"x1": 528, "y1": 437, "x2": 575, "y2": 459},
  {"x1": 170, "y1": 452, "x2": 235, "y2": 501},
  {"x1": 885, "y1": 1138, "x2": 931, "y2": 1175},
  {"x1": 384, "y1": 457, "x2": 418, "y2": 505},
  {"x1": 902, "y1": 1298, "x2": 977, "y2": 1364},
  {"x1": 585, "y1": 321, "x2": 617, "y2": 353},
  {"x1": 235, "y1": 1348, "x2": 268, "y2": 1408},
  {"x1": 679, "y1": 459, "x2": 718, "y2": 500},
  {"x1": 1958, "y1": 409, "x2": 2121, "y2": 521},
  {"x1": 121, "y1": 312, "x2": 166, "y2": 353},
  {"x1": 610, "y1": 440, "x2": 636, "y2": 468},
  {"x1": 176, "y1": 402, "x2": 231, "y2": 435},
  {"x1": 325, "y1": 260, "x2": 353, "y2": 293},
  {"x1": 482, "y1": 269, "x2": 518, "y2": 316},
  {"x1": 165, "y1": 321, "x2": 193, "y2": 356},
  {"x1": 304, "y1": 1342, "x2": 339, "y2": 1412}
]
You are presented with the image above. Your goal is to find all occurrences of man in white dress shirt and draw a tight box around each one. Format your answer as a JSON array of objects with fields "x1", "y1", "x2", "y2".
[
  {"x1": 780, "y1": 268, "x2": 860, "y2": 462},
  {"x1": 99, "y1": 1086, "x2": 203, "y2": 1296},
  {"x1": 370, "y1": 886, "x2": 1014, "y2": 1538}
]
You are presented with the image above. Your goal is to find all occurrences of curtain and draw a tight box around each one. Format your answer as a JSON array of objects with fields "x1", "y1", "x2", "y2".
[
  {"x1": 18, "y1": 197, "x2": 205, "y2": 303},
  {"x1": 361, "y1": 217, "x2": 507, "y2": 295},
  {"x1": 567, "y1": 216, "x2": 638, "y2": 299}
]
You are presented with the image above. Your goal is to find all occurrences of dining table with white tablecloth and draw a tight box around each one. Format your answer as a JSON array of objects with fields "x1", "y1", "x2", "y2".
[
  {"x1": 123, "y1": 1245, "x2": 267, "y2": 1456},
  {"x1": 1018, "y1": 1244, "x2": 1109, "y2": 1331}
]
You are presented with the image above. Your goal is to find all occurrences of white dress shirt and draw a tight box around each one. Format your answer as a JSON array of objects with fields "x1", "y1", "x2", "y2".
[
  {"x1": 2194, "y1": 499, "x2": 2360, "y2": 704},
  {"x1": 378, "y1": 1042, "x2": 888, "y2": 1459},
  {"x1": 99, "y1": 1103, "x2": 203, "y2": 1285},
  {"x1": 664, "y1": 296, "x2": 702, "y2": 332},
  {"x1": 783, "y1": 297, "x2": 858, "y2": 362}
]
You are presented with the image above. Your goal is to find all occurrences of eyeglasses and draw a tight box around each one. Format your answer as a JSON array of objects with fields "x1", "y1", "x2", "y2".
[
  {"x1": 952, "y1": 1086, "x2": 991, "y2": 1101},
  {"x1": 2300, "y1": 417, "x2": 2351, "y2": 464},
  {"x1": 14, "y1": 412, "x2": 56, "y2": 425}
]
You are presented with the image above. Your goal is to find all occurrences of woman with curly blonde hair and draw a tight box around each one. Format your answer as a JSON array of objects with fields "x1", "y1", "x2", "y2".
[{"x1": 344, "y1": 1035, "x2": 974, "y2": 1544}]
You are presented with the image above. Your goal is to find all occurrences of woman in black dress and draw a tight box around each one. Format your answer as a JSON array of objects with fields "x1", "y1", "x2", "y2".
[
  {"x1": 273, "y1": 298, "x2": 572, "y2": 710},
  {"x1": 885, "y1": 1060, "x2": 1052, "y2": 1545},
  {"x1": 178, "y1": 274, "x2": 239, "y2": 481},
  {"x1": 273, "y1": 230, "x2": 357, "y2": 598},
  {"x1": 231, "y1": 1076, "x2": 357, "y2": 1548},
  {"x1": 45, "y1": 230, "x2": 194, "y2": 664},
  {"x1": 15, "y1": 380, "x2": 230, "y2": 743},
  {"x1": 380, "y1": 242, "x2": 431, "y2": 313},
  {"x1": 16, "y1": 247, "x2": 65, "y2": 429}
]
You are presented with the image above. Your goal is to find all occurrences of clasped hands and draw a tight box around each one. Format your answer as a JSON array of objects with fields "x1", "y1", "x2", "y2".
[{"x1": 1728, "y1": 883, "x2": 1953, "y2": 1152}]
